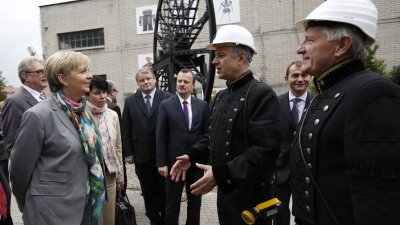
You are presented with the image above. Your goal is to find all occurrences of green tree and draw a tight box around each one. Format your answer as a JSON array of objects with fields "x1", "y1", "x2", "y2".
[
  {"x1": 0, "y1": 71, "x2": 7, "y2": 101},
  {"x1": 388, "y1": 65, "x2": 400, "y2": 86},
  {"x1": 364, "y1": 44, "x2": 387, "y2": 76}
]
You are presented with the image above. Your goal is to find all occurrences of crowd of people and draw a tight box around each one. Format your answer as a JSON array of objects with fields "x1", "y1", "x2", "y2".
[{"x1": 0, "y1": 0, "x2": 399, "y2": 225}]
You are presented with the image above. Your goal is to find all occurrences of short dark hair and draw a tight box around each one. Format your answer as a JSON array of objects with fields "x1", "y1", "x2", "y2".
[
  {"x1": 178, "y1": 68, "x2": 197, "y2": 83},
  {"x1": 285, "y1": 61, "x2": 302, "y2": 77},
  {"x1": 89, "y1": 75, "x2": 109, "y2": 92}
]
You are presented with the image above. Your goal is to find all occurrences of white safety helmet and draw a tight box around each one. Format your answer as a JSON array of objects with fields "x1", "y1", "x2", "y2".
[
  {"x1": 206, "y1": 25, "x2": 257, "y2": 54},
  {"x1": 294, "y1": 0, "x2": 378, "y2": 45}
]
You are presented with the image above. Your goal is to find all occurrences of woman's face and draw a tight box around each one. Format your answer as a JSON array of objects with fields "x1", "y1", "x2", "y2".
[
  {"x1": 87, "y1": 86, "x2": 107, "y2": 108},
  {"x1": 60, "y1": 64, "x2": 92, "y2": 101}
]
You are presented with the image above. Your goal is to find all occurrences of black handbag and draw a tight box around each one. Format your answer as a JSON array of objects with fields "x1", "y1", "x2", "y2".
[{"x1": 115, "y1": 189, "x2": 137, "y2": 225}]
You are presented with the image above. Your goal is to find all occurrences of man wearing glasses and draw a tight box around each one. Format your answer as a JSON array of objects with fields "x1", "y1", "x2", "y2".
[
  {"x1": 106, "y1": 80, "x2": 122, "y2": 122},
  {"x1": 1, "y1": 57, "x2": 48, "y2": 180}
]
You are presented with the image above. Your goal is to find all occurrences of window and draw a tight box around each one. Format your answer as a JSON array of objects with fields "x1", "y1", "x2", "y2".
[{"x1": 58, "y1": 28, "x2": 104, "y2": 50}]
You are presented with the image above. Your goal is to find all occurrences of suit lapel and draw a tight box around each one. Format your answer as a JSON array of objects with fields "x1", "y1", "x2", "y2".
[
  {"x1": 305, "y1": 91, "x2": 313, "y2": 108},
  {"x1": 281, "y1": 92, "x2": 296, "y2": 127},
  {"x1": 50, "y1": 98, "x2": 80, "y2": 141},
  {"x1": 190, "y1": 97, "x2": 199, "y2": 131},
  {"x1": 135, "y1": 91, "x2": 149, "y2": 116},
  {"x1": 172, "y1": 96, "x2": 189, "y2": 129},
  {"x1": 150, "y1": 90, "x2": 163, "y2": 116},
  {"x1": 21, "y1": 87, "x2": 39, "y2": 107}
]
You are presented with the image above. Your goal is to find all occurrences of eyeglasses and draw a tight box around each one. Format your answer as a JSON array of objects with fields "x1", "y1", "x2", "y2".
[{"x1": 26, "y1": 70, "x2": 44, "y2": 75}]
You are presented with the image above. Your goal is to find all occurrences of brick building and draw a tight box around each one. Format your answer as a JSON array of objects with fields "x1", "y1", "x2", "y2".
[{"x1": 39, "y1": 0, "x2": 400, "y2": 103}]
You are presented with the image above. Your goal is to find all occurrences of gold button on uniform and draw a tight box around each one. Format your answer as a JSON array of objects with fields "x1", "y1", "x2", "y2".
[
  {"x1": 323, "y1": 105, "x2": 329, "y2": 111},
  {"x1": 226, "y1": 130, "x2": 230, "y2": 134},
  {"x1": 225, "y1": 142, "x2": 230, "y2": 146},
  {"x1": 334, "y1": 92, "x2": 340, "y2": 98},
  {"x1": 227, "y1": 179, "x2": 232, "y2": 184},
  {"x1": 240, "y1": 98, "x2": 245, "y2": 102},
  {"x1": 307, "y1": 163, "x2": 312, "y2": 169},
  {"x1": 304, "y1": 191, "x2": 309, "y2": 198},
  {"x1": 229, "y1": 118, "x2": 233, "y2": 122},
  {"x1": 234, "y1": 108, "x2": 238, "y2": 112},
  {"x1": 306, "y1": 148, "x2": 311, "y2": 155},
  {"x1": 308, "y1": 133, "x2": 313, "y2": 140},
  {"x1": 306, "y1": 206, "x2": 311, "y2": 213},
  {"x1": 305, "y1": 177, "x2": 310, "y2": 184},
  {"x1": 225, "y1": 152, "x2": 229, "y2": 156},
  {"x1": 314, "y1": 119, "x2": 319, "y2": 126}
]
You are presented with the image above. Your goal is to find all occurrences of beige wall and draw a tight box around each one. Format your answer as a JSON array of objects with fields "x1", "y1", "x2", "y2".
[{"x1": 40, "y1": 0, "x2": 400, "y2": 106}]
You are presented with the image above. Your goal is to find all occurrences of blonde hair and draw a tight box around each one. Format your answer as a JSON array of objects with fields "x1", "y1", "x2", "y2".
[
  {"x1": 135, "y1": 68, "x2": 156, "y2": 82},
  {"x1": 45, "y1": 51, "x2": 90, "y2": 92}
]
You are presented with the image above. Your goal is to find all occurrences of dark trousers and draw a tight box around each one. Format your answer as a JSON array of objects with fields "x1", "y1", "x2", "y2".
[
  {"x1": 165, "y1": 166, "x2": 202, "y2": 225},
  {"x1": 217, "y1": 189, "x2": 272, "y2": 225},
  {"x1": 0, "y1": 159, "x2": 9, "y2": 182},
  {"x1": 276, "y1": 182, "x2": 291, "y2": 225},
  {"x1": 135, "y1": 162, "x2": 165, "y2": 225}
]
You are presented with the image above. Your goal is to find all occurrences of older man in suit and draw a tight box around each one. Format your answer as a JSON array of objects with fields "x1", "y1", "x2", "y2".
[
  {"x1": 122, "y1": 68, "x2": 172, "y2": 225},
  {"x1": 106, "y1": 80, "x2": 122, "y2": 122},
  {"x1": 1, "y1": 57, "x2": 47, "y2": 180},
  {"x1": 276, "y1": 61, "x2": 312, "y2": 225},
  {"x1": 156, "y1": 69, "x2": 209, "y2": 225}
]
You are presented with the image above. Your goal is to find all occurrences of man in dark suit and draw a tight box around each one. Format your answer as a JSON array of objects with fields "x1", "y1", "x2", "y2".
[
  {"x1": 1, "y1": 57, "x2": 47, "y2": 180},
  {"x1": 276, "y1": 61, "x2": 312, "y2": 225},
  {"x1": 106, "y1": 79, "x2": 122, "y2": 122},
  {"x1": 156, "y1": 69, "x2": 209, "y2": 225},
  {"x1": 122, "y1": 68, "x2": 172, "y2": 225}
]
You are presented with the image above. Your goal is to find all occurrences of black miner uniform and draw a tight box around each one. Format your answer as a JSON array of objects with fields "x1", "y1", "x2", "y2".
[
  {"x1": 291, "y1": 59, "x2": 400, "y2": 225},
  {"x1": 188, "y1": 71, "x2": 281, "y2": 225}
]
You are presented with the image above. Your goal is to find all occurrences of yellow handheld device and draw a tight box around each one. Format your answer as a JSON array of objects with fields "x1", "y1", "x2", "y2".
[{"x1": 241, "y1": 198, "x2": 281, "y2": 225}]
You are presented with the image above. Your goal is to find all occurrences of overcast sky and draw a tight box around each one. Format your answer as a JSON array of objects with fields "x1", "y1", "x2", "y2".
[{"x1": 0, "y1": 0, "x2": 72, "y2": 86}]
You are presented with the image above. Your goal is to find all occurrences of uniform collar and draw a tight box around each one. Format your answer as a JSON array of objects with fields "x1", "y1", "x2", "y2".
[
  {"x1": 226, "y1": 70, "x2": 254, "y2": 92},
  {"x1": 314, "y1": 59, "x2": 365, "y2": 93}
]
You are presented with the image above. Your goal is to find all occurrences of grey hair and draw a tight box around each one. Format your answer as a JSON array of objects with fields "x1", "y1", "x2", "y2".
[
  {"x1": 18, "y1": 57, "x2": 44, "y2": 83},
  {"x1": 323, "y1": 24, "x2": 368, "y2": 61},
  {"x1": 231, "y1": 45, "x2": 253, "y2": 66},
  {"x1": 107, "y1": 80, "x2": 117, "y2": 92}
]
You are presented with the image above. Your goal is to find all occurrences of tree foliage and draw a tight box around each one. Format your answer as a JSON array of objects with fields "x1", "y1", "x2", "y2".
[
  {"x1": 388, "y1": 65, "x2": 400, "y2": 86},
  {"x1": 0, "y1": 71, "x2": 7, "y2": 101},
  {"x1": 364, "y1": 44, "x2": 387, "y2": 76}
]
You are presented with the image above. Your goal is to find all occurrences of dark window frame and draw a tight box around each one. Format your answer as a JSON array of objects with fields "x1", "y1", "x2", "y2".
[{"x1": 58, "y1": 28, "x2": 105, "y2": 50}]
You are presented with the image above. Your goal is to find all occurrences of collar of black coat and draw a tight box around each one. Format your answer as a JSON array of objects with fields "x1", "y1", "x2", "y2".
[
  {"x1": 314, "y1": 59, "x2": 365, "y2": 93},
  {"x1": 226, "y1": 70, "x2": 253, "y2": 92}
]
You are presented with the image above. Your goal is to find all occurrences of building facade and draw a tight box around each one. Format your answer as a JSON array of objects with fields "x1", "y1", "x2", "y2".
[{"x1": 39, "y1": 0, "x2": 400, "y2": 104}]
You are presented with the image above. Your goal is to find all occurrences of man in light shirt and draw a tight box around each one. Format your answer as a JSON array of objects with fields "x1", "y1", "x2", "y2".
[{"x1": 1, "y1": 57, "x2": 48, "y2": 181}]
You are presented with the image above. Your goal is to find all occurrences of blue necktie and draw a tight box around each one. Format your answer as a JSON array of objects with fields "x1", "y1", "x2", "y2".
[
  {"x1": 145, "y1": 95, "x2": 151, "y2": 113},
  {"x1": 292, "y1": 98, "x2": 301, "y2": 124}
]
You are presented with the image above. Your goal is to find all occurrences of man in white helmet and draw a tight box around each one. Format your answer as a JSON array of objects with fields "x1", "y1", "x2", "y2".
[
  {"x1": 170, "y1": 24, "x2": 281, "y2": 225},
  {"x1": 291, "y1": 0, "x2": 400, "y2": 225}
]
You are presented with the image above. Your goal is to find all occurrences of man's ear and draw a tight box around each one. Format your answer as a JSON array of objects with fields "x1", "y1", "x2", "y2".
[
  {"x1": 335, "y1": 36, "x2": 352, "y2": 57},
  {"x1": 21, "y1": 72, "x2": 29, "y2": 83},
  {"x1": 238, "y1": 51, "x2": 248, "y2": 65}
]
